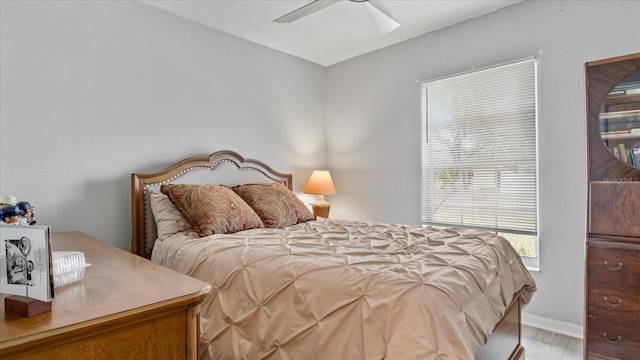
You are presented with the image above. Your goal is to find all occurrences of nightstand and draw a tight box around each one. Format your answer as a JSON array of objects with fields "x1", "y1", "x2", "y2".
[{"x1": 0, "y1": 231, "x2": 211, "y2": 360}]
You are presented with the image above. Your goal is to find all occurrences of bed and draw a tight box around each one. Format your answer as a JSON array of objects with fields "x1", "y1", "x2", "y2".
[{"x1": 131, "y1": 150, "x2": 536, "y2": 360}]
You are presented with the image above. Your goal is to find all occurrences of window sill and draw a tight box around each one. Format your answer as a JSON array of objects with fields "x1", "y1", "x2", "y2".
[{"x1": 521, "y1": 256, "x2": 540, "y2": 272}]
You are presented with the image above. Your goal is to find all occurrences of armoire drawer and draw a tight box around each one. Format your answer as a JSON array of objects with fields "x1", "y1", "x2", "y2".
[
  {"x1": 589, "y1": 182, "x2": 640, "y2": 237},
  {"x1": 588, "y1": 316, "x2": 640, "y2": 360},
  {"x1": 587, "y1": 244, "x2": 640, "y2": 291},
  {"x1": 588, "y1": 287, "x2": 640, "y2": 317}
]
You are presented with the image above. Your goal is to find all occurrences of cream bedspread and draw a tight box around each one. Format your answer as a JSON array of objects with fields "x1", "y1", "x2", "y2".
[{"x1": 151, "y1": 219, "x2": 536, "y2": 360}]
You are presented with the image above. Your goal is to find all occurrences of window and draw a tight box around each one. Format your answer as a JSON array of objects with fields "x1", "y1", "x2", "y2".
[{"x1": 421, "y1": 59, "x2": 538, "y2": 268}]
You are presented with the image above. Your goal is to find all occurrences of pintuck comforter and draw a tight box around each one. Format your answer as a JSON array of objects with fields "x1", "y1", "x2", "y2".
[{"x1": 151, "y1": 219, "x2": 536, "y2": 360}]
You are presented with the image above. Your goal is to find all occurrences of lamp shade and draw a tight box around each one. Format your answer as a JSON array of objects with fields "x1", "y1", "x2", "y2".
[{"x1": 303, "y1": 170, "x2": 336, "y2": 195}]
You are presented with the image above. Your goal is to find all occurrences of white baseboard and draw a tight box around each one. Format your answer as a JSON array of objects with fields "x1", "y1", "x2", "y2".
[{"x1": 522, "y1": 312, "x2": 583, "y2": 340}]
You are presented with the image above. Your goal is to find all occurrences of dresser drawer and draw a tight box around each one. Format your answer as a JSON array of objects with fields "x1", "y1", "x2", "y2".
[{"x1": 588, "y1": 316, "x2": 640, "y2": 360}]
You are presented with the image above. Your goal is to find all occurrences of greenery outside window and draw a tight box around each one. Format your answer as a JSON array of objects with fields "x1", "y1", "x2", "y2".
[{"x1": 421, "y1": 59, "x2": 539, "y2": 269}]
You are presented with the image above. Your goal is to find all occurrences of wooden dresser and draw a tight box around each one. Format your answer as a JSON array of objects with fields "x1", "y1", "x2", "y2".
[
  {"x1": 585, "y1": 53, "x2": 640, "y2": 360},
  {"x1": 0, "y1": 231, "x2": 211, "y2": 360}
]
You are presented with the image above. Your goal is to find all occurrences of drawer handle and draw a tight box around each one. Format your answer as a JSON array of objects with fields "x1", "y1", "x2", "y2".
[
  {"x1": 603, "y1": 333, "x2": 622, "y2": 345},
  {"x1": 603, "y1": 296, "x2": 622, "y2": 308},
  {"x1": 604, "y1": 261, "x2": 623, "y2": 271}
]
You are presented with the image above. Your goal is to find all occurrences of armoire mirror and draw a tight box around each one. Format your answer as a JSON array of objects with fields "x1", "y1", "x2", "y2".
[{"x1": 586, "y1": 53, "x2": 640, "y2": 181}]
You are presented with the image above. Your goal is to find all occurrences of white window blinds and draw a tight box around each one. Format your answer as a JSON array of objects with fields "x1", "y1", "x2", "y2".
[{"x1": 421, "y1": 59, "x2": 538, "y2": 235}]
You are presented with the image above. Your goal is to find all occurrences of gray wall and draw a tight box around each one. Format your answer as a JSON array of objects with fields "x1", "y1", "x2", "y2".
[
  {"x1": 325, "y1": 0, "x2": 640, "y2": 330},
  {"x1": 0, "y1": 0, "x2": 326, "y2": 250}
]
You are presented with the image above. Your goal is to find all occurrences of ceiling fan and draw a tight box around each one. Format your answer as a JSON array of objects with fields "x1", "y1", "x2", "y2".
[{"x1": 273, "y1": 0, "x2": 400, "y2": 35}]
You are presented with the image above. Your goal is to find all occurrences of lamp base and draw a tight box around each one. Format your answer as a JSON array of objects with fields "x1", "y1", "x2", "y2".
[{"x1": 311, "y1": 203, "x2": 331, "y2": 218}]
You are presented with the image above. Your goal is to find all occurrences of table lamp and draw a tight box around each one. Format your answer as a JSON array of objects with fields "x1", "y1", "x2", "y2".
[{"x1": 303, "y1": 170, "x2": 336, "y2": 218}]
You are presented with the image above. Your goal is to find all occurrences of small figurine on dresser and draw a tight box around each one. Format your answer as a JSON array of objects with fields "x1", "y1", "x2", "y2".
[
  {"x1": 16, "y1": 201, "x2": 36, "y2": 225},
  {"x1": 0, "y1": 194, "x2": 18, "y2": 208},
  {"x1": 0, "y1": 205, "x2": 23, "y2": 225},
  {"x1": 0, "y1": 197, "x2": 37, "y2": 225}
]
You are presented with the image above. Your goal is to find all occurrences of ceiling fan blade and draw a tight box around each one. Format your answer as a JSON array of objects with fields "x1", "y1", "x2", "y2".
[
  {"x1": 274, "y1": 0, "x2": 340, "y2": 23},
  {"x1": 363, "y1": 0, "x2": 400, "y2": 34}
]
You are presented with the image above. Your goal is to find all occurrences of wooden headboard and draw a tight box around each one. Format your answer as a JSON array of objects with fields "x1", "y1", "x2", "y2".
[{"x1": 131, "y1": 150, "x2": 292, "y2": 258}]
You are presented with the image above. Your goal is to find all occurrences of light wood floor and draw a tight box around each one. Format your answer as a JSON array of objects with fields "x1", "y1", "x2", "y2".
[{"x1": 522, "y1": 325, "x2": 583, "y2": 360}]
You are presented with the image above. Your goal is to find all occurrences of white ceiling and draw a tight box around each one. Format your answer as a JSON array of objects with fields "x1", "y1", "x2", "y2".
[{"x1": 139, "y1": 0, "x2": 522, "y2": 67}]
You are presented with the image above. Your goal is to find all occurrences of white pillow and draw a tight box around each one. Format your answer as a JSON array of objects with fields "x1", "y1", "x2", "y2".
[{"x1": 149, "y1": 191, "x2": 192, "y2": 240}]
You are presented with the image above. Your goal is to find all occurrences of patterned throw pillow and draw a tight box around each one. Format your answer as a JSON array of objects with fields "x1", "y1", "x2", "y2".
[
  {"x1": 232, "y1": 182, "x2": 315, "y2": 228},
  {"x1": 160, "y1": 184, "x2": 263, "y2": 236}
]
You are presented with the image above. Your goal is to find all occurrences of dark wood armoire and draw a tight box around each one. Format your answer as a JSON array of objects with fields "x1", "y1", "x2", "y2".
[{"x1": 584, "y1": 53, "x2": 640, "y2": 360}]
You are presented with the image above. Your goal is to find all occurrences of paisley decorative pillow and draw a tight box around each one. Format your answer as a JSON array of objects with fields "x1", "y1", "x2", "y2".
[
  {"x1": 160, "y1": 184, "x2": 263, "y2": 236},
  {"x1": 232, "y1": 182, "x2": 315, "y2": 228}
]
